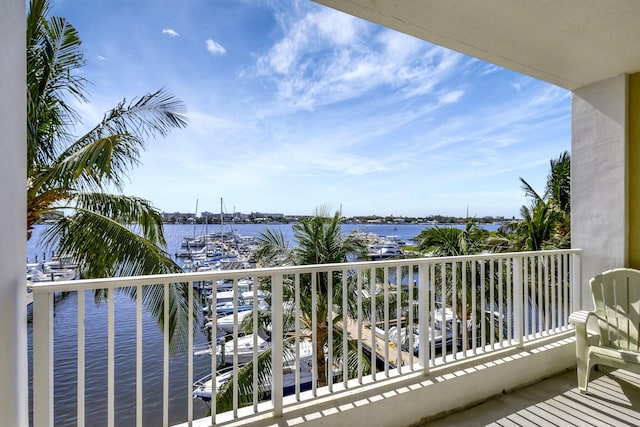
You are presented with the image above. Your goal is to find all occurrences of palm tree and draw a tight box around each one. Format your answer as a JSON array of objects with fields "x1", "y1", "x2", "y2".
[
  {"x1": 215, "y1": 207, "x2": 397, "y2": 412},
  {"x1": 258, "y1": 207, "x2": 370, "y2": 386},
  {"x1": 515, "y1": 152, "x2": 571, "y2": 250},
  {"x1": 414, "y1": 221, "x2": 507, "y2": 344},
  {"x1": 27, "y1": 0, "x2": 193, "y2": 347},
  {"x1": 414, "y1": 221, "x2": 488, "y2": 257}
]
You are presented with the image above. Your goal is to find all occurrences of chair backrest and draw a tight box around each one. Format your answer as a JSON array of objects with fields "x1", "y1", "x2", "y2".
[{"x1": 590, "y1": 268, "x2": 640, "y2": 351}]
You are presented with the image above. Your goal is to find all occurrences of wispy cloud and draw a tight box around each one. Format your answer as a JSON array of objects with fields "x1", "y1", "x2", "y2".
[
  {"x1": 162, "y1": 28, "x2": 180, "y2": 37},
  {"x1": 206, "y1": 38, "x2": 226, "y2": 56},
  {"x1": 253, "y1": 6, "x2": 466, "y2": 113}
]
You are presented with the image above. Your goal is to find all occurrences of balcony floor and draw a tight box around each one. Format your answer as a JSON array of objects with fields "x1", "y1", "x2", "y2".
[{"x1": 423, "y1": 366, "x2": 640, "y2": 426}]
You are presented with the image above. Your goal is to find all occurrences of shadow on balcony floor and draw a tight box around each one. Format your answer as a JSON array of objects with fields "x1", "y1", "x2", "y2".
[{"x1": 422, "y1": 367, "x2": 640, "y2": 426}]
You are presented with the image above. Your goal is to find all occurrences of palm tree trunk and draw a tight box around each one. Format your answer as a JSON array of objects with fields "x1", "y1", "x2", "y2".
[{"x1": 316, "y1": 322, "x2": 328, "y2": 387}]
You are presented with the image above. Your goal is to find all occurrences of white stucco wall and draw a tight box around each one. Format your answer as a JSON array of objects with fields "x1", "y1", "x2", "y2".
[
  {"x1": 0, "y1": 0, "x2": 27, "y2": 425},
  {"x1": 572, "y1": 75, "x2": 628, "y2": 310}
]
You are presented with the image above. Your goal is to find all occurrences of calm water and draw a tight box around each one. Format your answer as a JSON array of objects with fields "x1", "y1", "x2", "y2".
[{"x1": 26, "y1": 222, "x2": 476, "y2": 426}]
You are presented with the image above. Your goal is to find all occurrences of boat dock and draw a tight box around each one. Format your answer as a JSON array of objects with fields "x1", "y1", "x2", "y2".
[{"x1": 346, "y1": 318, "x2": 413, "y2": 368}]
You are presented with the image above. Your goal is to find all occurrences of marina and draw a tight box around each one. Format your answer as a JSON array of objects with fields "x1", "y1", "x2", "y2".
[{"x1": 25, "y1": 222, "x2": 431, "y2": 425}]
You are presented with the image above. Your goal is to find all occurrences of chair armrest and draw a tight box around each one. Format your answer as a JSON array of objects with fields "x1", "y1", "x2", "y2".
[
  {"x1": 569, "y1": 310, "x2": 592, "y2": 326},
  {"x1": 569, "y1": 310, "x2": 601, "y2": 353}
]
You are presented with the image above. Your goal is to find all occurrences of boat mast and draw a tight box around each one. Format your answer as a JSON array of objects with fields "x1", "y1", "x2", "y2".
[
  {"x1": 220, "y1": 197, "x2": 224, "y2": 256},
  {"x1": 194, "y1": 198, "x2": 199, "y2": 239}
]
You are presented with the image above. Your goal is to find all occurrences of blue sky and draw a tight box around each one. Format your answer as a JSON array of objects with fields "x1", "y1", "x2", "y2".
[{"x1": 50, "y1": 0, "x2": 571, "y2": 218}]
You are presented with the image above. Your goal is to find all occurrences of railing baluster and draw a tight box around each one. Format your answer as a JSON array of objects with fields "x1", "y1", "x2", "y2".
[
  {"x1": 253, "y1": 275, "x2": 259, "y2": 410},
  {"x1": 513, "y1": 256, "x2": 523, "y2": 348},
  {"x1": 559, "y1": 255, "x2": 565, "y2": 327},
  {"x1": 108, "y1": 288, "x2": 115, "y2": 427},
  {"x1": 471, "y1": 261, "x2": 477, "y2": 355},
  {"x1": 429, "y1": 263, "x2": 438, "y2": 364},
  {"x1": 328, "y1": 271, "x2": 334, "y2": 390},
  {"x1": 188, "y1": 281, "x2": 194, "y2": 426},
  {"x1": 563, "y1": 254, "x2": 569, "y2": 327},
  {"x1": 524, "y1": 256, "x2": 530, "y2": 340},
  {"x1": 490, "y1": 260, "x2": 495, "y2": 350},
  {"x1": 544, "y1": 255, "x2": 550, "y2": 334},
  {"x1": 136, "y1": 284, "x2": 143, "y2": 427},
  {"x1": 295, "y1": 273, "x2": 301, "y2": 399},
  {"x1": 531, "y1": 256, "x2": 537, "y2": 337},
  {"x1": 507, "y1": 259, "x2": 512, "y2": 346},
  {"x1": 370, "y1": 267, "x2": 376, "y2": 380},
  {"x1": 418, "y1": 264, "x2": 429, "y2": 374},
  {"x1": 480, "y1": 261, "x2": 486, "y2": 350},
  {"x1": 551, "y1": 255, "x2": 557, "y2": 332},
  {"x1": 232, "y1": 278, "x2": 239, "y2": 417},
  {"x1": 33, "y1": 290, "x2": 53, "y2": 427},
  {"x1": 163, "y1": 283, "x2": 169, "y2": 427},
  {"x1": 440, "y1": 262, "x2": 446, "y2": 364},
  {"x1": 357, "y1": 269, "x2": 363, "y2": 383},
  {"x1": 537, "y1": 256, "x2": 543, "y2": 336},
  {"x1": 311, "y1": 272, "x2": 318, "y2": 395},
  {"x1": 211, "y1": 280, "x2": 218, "y2": 424},
  {"x1": 461, "y1": 261, "x2": 467, "y2": 356},
  {"x1": 498, "y1": 260, "x2": 503, "y2": 348},
  {"x1": 452, "y1": 261, "x2": 457, "y2": 359},
  {"x1": 408, "y1": 265, "x2": 414, "y2": 368},
  {"x1": 78, "y1": 290, "x2": 85, "y2": 427},
  {"x1": 396, "y1": 266, "x2": 402, "y2": 372},
  {"x1": 342, "y1": 269, "x2": 348, "y2": 388},
  {"x1": 272, "y1": 274, "x2": 284, "y2": 417},
  {"x1": 383, "y1": 266, "x2": 389, "y2": 376}
]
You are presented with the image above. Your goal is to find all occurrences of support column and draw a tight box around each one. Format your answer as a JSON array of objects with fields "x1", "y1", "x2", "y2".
[
  {"x1": 572, "y1": 75, "x2": 627, "y2": 310},
  {"x1": 0, "y1": 0, "x2": 27, "y2": 425},
  {"x1": 627, "y1": 73, "x2": 640, "y2": 269}
]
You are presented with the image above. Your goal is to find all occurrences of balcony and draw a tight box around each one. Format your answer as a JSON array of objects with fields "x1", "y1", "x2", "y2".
[{"x1": 30, "y1": 249, "x2": 584, "y2": 426}]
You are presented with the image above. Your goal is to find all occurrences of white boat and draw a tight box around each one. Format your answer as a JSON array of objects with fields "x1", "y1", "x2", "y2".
[
  {"x1": 210, "y1": 299, "x2": 270, "y2": 334},
  {"x1": 193, "y1": 339, "x2": 314, "y2": 401},
  {"x1": 386, "y1": 322, "x2": 453, "y2": 356},
  {"x1": 215, "y1": 309, "x2": 254, "y2": 333},
  {"x1": 217, "y1": 332, "x2": 271, "y2": 365},
  {"x1": 27, "y1": 259, "x2": 79, "y2": 283},
  {"x1": 367, "y1": 243, "x2": 403, "y2": 260}
]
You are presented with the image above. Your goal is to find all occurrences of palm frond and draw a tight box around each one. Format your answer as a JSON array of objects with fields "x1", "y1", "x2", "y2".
[
  {"x1": 519, "y1": 177, "x2": 544, "y2": 204},
  {"x1": 27, "y1": 0, "x2": 87, "y2": 169},
  {"x1": 255, "y1": 227, "x2": 291, "y2": 266},
  {"x1": 72, "y1": 193, "x2": 167, "y2": 245},
  {"x1": 66, "y1": 89, "x2": 188, "y2": 160},
  {"x1": 41, "y1": 209, "x2": 179, "y2": 278}
]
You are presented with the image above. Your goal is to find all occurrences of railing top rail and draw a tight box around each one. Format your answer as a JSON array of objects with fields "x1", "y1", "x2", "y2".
[{"x1": 29, "y1": 248, "x2": 583, "y2": 294}]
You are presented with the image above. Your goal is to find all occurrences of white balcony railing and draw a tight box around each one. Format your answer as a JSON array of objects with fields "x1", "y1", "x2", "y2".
[{"x1": 30, "y1": 249, "x2": 582, "y2": 426}]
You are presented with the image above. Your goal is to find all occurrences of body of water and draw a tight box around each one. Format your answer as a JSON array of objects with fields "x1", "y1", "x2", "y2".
[{"x1": 26, "y1": 221, "x2": 492, "y2": 426}]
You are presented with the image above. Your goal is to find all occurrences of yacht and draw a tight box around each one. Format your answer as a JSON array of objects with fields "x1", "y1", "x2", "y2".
[{"x1": 367, "y1": 243, "x2": 403, "y2": 260}]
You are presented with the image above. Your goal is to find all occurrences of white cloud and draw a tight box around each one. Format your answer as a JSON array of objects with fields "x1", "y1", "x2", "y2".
[
  {"x1": 252, "y1": 6, "x2": 466, "y2": 113},
  {"x1": 206, "y1": 38, "x2": 226, "y2": 56},
  {"x1": 480, "y1": 64, "x2": 501, "y2": 75},
  {"x1": 162, "y1": 28, "x2": 180, "y2": 37},
  {"x1": 97, "y1": 55, "x2": 106, "y2": 61},
  {"x1": 438, "y1": 90, "x2": 465, "y2": 105}
]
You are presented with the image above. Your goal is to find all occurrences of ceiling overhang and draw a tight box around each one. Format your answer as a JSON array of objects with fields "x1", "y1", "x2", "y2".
[{"x1": 314, "y1": 0, "x2": 640, "y2": 90}]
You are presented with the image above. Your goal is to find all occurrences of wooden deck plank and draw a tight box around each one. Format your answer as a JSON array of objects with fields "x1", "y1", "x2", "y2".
[{"x1": 423, "y1": 367, "x2": 640, "y2": 427}]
